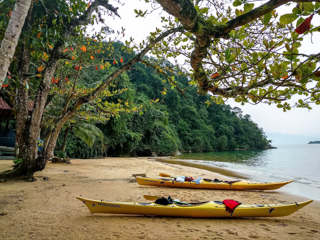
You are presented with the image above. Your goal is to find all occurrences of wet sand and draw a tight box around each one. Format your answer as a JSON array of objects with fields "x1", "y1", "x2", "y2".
[{"x1": 0, "y1": 157, "x2": 320, "y2": 240}]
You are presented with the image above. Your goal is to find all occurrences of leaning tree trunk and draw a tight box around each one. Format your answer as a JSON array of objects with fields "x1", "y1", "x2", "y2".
[
  {"x1": 38, "y1": 106, "x2": 79, "y2": 166},
  {"x1": 0, "y1": 0, "x2": 33, "y2": 87},
  {"x1": 61, "y1": 127, "x2": 71, "y2": 153}
]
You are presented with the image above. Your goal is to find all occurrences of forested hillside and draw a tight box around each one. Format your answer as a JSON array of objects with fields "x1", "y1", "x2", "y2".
[{"x1": 55, "y1": 42, "x2": 270, "y2": 158}]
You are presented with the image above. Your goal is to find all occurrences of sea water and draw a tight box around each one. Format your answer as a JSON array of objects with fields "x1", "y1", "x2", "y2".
[{"x1": 172, "y1": 144, "x2": 320, "y2": 201}]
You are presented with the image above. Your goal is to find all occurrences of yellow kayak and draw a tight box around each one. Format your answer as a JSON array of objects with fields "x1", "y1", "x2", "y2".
[
  {"x1": 76, "y1": 196, "x2": 312, "y2": 218},
  {"x1": 136, "y1": 176, "x2": 293, "y2": 190}
]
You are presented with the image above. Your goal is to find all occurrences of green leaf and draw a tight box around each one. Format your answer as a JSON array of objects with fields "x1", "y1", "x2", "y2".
[
  {"x1": 296, "y1": 17, "x2": 305, "y2": 27},
  {"x1": 241, "y1": 62, "x2": 247, "y2": 70},
  {"x1": 233, "y1": 0, "x2": 242, "y2": 7},
  {"x1": 262, "y1": 12, "x2": 272, "y2": 25},
  {"x1": 225, "y1": 47, "x2": 231, "y2": 63},
  {"x1": 235, "y1": 9, "x2": 242, "y2": 17},
  {"x1": 252, "y1": 52, "x2": 258, "y2": 62},
  {"x1": 292, "y1": 42, "x2": 301, "y2": 49},
  {"x1": 244, "y1": 3, "x2": 254, "y2": 12},
  {"x1": 302, "y1": 2, "x2": 314, "y2": 13},
  {"x1": 243, "y1": 40, "x2": 248, "y2": 48},
  {"x1": 237, "y1": 34, "x2": 246, "y2": 40},
  {"x1": 257, "y1": 62, "x2": 265, "y2": 73},
  {"x1": 201, "y1": 7, "x2": 209, "y2": 14},
  {"x1": 292, "y1": 7, "x2": 301, "y2": 15},
  {"x1": 277, "y1": 104, "x2": 283, "y2": 108},
  {"x1": 279, "y1": 14, "x2": 299, "y2": 24}
]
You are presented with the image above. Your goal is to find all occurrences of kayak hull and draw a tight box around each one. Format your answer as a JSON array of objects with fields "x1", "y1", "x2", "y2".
[
  {"x1": 76, "y1": 196, "x2": 312, "y2": 218},
  {"x1": 136, "y1": 177, "x2": 293, "y2": 190}
]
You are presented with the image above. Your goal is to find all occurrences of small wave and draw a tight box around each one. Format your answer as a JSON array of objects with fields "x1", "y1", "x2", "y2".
[
  {"x1": 195, "y1": 159, "x2": 320, "y2": 188},
  {"x1": 294, "y1": 177, "x2": 320, "y2": 188}
]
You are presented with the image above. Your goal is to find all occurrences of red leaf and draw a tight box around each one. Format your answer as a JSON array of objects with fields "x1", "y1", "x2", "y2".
[
  {"x1": 120, "y1": 58, "x2": 123, "y2": 63},
  {"x1": 113, "y1": 61, "x2": 116, "y2": 65},
  {"x1": 211, "y1": 72, "x2": 220, "y2": 78},
  {"x1": 65, "y1": 78, "x2": 69, "y2": 82},
  {"x1": 80, "y1": 45, "x2": 86, "y2": 52},
  {"x1": 295, "y1": 14, "x2": 314, "y2": 34},
  {"x1": 52, "y1": 77, "x2": 55, "y2": 84},
  {"x1": 95, "y1": 66, "x2": 98, "y2": 70},
  {"x1": 75, "y1": 66, "x2": 79, "y2": 70}
]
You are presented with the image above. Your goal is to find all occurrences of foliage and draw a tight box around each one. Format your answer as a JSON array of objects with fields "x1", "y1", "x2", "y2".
[
  {"x1": 55, "y1": 132, "x2": 105, "y2": 158},
  {"x1": 56, "y1": 150, "x2": 67, "y2": 159},
  {"x1": 13, "y1": 158, "x2": 22, "y2": 165},
  {"x1": 146, "y1": 0, "x2": 320, "y2": 111},
  {"x1": 72, "y1": 123, "x2": 104, "y2": 147},
  {"x1": 55, "y1": 42, "x2": 270, "y2": 157}
]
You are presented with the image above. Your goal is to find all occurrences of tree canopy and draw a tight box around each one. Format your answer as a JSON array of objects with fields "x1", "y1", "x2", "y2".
[{"x1": 146, "y1": 0, "x2": 320, "y2": 110}]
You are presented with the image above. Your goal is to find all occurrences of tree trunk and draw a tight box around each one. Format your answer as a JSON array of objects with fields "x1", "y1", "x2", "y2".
[
  {"x1": 43, "y1": 131, "x2": 52, "y2": 153},
  {"x1": 0, "y1": 0, "x2": 33, "y2": 87},
  {"x1": 37, "y1": 111, "x2": 75, "y2": 168},
  {"x1": 62, "y1": 128, "x2": 70, "y2": 153}
]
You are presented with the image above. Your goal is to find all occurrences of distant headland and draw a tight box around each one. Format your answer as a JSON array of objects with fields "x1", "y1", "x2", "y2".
[{"x1": 308, "y1": 141, "x2": 320, "y2": 144}]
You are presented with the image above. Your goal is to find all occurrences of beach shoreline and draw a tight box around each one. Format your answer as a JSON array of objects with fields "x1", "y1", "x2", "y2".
[{"x1": 1, "y1": 157, "x2": 320, "y2": 240}]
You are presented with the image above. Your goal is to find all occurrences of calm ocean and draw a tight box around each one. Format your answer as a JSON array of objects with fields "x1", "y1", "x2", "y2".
[{"x1": 172, "y1": 144, "x2": 320, "y2": 201}]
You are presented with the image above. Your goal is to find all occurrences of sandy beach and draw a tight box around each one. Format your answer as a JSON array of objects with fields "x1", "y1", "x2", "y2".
[{"x1": 0, "y1": 157, "x2": 319, "y2": 240}]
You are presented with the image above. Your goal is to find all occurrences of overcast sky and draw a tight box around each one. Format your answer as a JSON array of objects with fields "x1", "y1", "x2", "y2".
[{"x1": 103, "y1": 1, "x2": 320, "y2": 138}]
